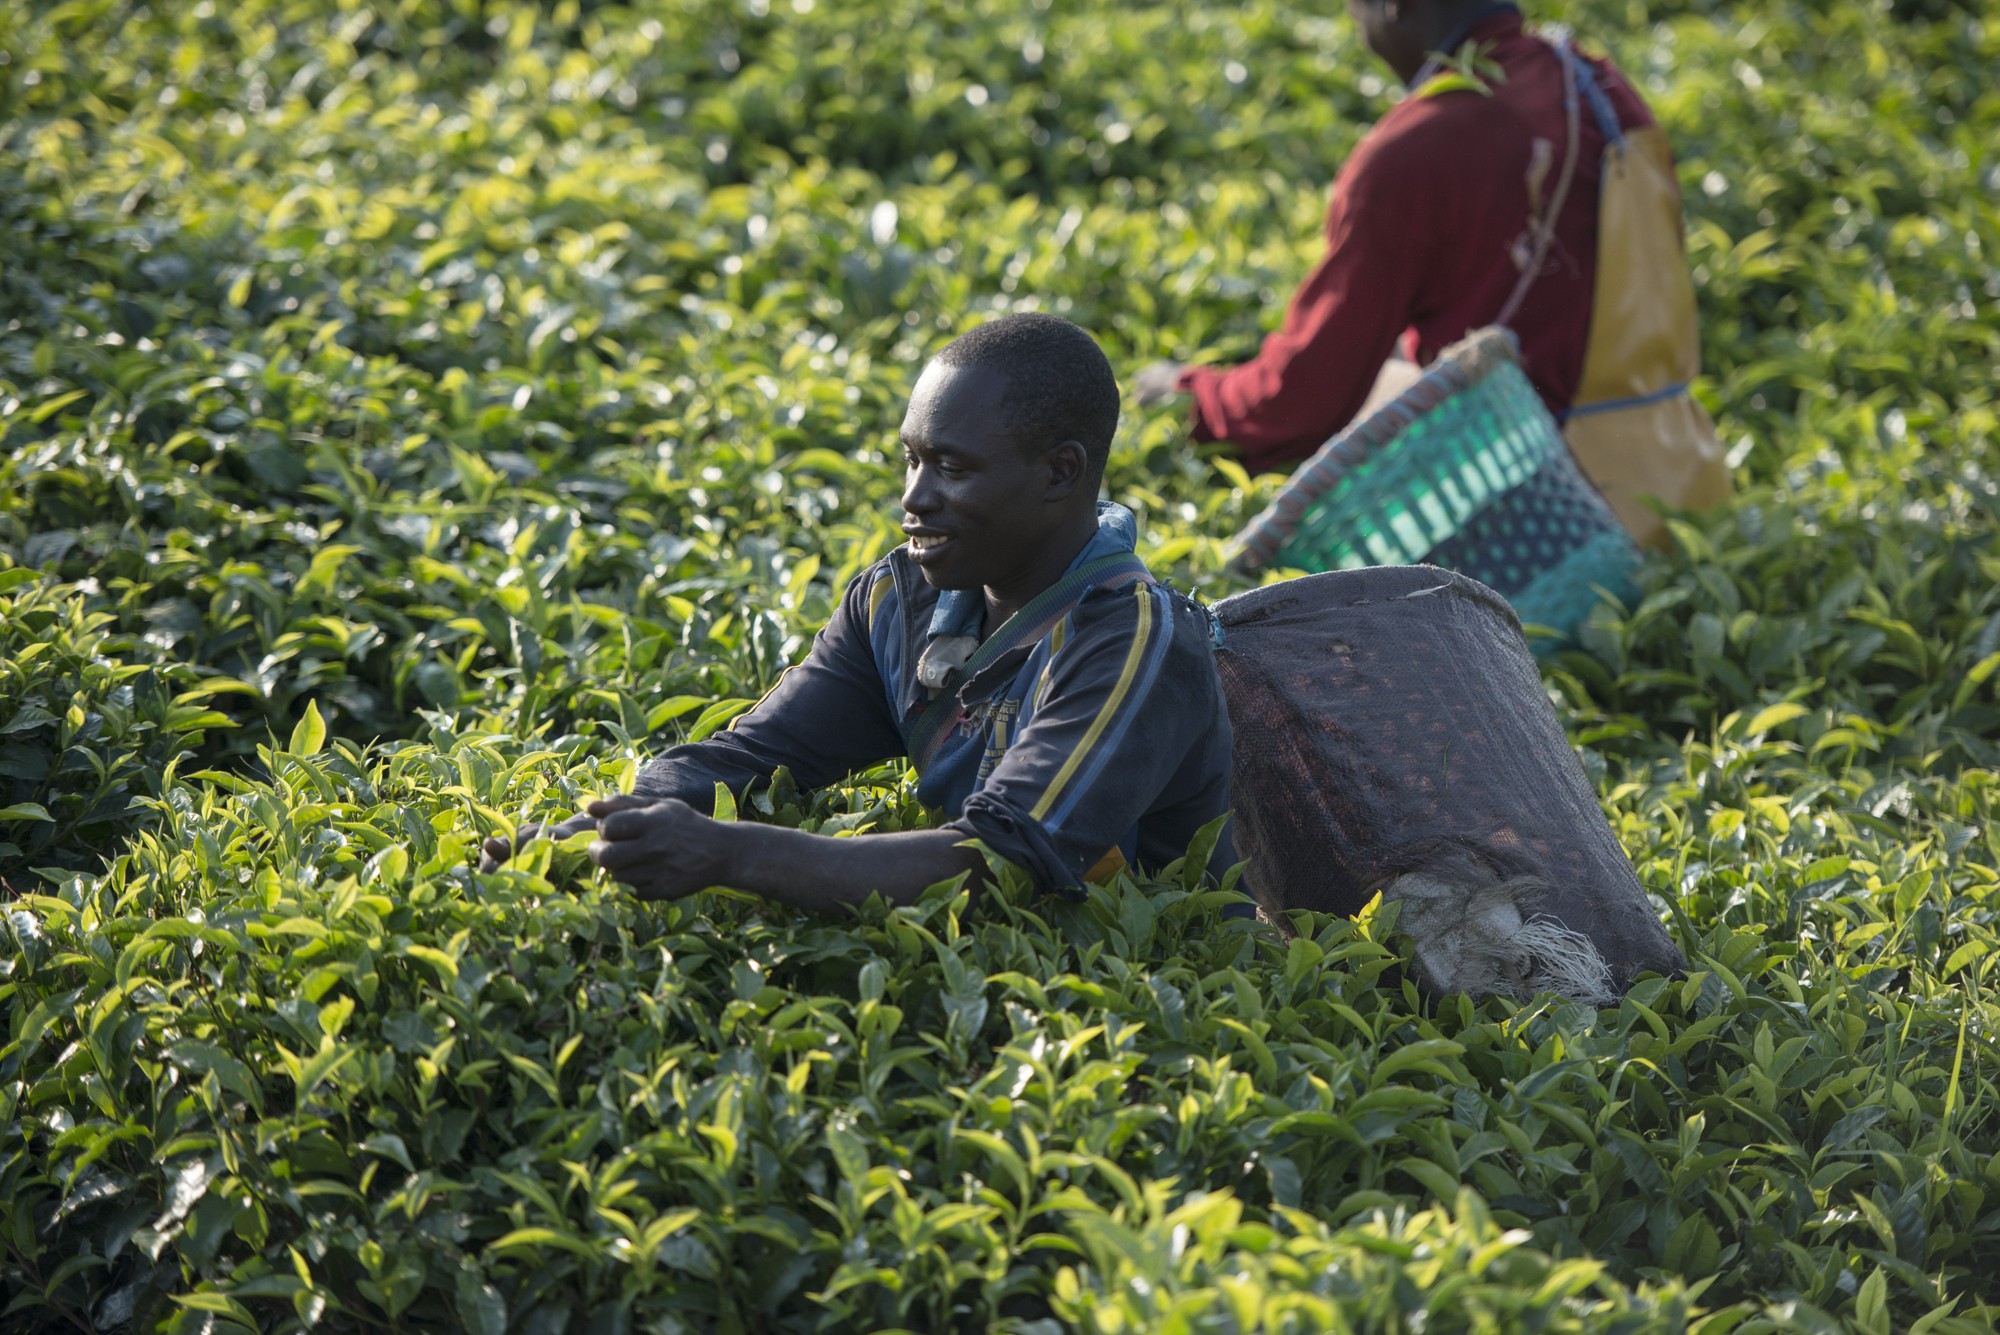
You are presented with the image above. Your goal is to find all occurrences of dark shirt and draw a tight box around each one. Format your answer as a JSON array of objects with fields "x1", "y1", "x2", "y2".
[
  {"x1": 1179, "y1": 11, "x2": 1664, "y2": 472},
  {"x1": 632, "y1": 504, "x2": 1237, "y2": 895}
]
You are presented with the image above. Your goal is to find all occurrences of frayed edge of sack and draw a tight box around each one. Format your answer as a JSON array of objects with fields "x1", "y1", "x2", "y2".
[{"x1": 1381, "y1": 872, "x2": 1618, "y2": 1006}]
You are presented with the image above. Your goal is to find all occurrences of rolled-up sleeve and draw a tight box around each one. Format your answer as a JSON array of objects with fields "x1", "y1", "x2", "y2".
[
  {"x1": 1179, "y1": 118, "x2": 1433, "y2": 474},
  {"x1": 949, "y1": 582, "x2": 1225, "y2": 894},
  {"x1": 633, "y1": 566, "x2": 905, "y2": 808}
]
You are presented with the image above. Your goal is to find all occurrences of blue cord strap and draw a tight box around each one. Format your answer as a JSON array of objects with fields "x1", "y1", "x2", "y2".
[
  {"x1": 1560, "y1": 43, "x2": 1625, "y2": 148},
  {"x1": 1562, "y1": 380, "x2": 1691, "y2": 422}
]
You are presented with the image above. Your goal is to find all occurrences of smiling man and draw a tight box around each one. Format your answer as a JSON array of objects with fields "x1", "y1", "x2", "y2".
[{"x1": 482, "y1": 312, "x2": 1237, "y2": 911}]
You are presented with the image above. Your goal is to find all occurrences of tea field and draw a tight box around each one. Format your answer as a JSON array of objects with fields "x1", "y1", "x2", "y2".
[{"x1": 3, "y1": 0, "x2": 1999, "y2": 1330}]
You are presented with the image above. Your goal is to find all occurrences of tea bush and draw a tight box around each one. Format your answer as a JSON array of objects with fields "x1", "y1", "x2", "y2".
[
  {"x1": 0, "y1": 569, "x2": 220, "y2": 882},
  {"x1": 3, "y1": 0, "x2": 1998, "y2": 1331}
]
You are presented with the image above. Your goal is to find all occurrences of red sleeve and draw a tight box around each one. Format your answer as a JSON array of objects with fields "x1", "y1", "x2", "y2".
[{"x1": 1179, "y1": 113, "x2": 1435, "y2": 474}]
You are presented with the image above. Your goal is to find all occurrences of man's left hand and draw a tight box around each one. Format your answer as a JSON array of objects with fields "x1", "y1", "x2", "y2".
[{"x1": 584, "y1": 794, "x2": 727, "y2": 901}]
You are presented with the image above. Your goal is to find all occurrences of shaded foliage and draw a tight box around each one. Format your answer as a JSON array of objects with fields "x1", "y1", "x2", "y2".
[{"x1": 2, "y1": 0, "x2": 1999, "y2": 1331}]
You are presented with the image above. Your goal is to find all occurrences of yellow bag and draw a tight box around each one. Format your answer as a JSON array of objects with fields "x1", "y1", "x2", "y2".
[{"x1": 1561, "y1": 125, "x2": 1732, "y2": 549}]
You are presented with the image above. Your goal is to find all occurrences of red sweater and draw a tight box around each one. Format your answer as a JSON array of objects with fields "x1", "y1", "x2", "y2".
[{"x1": 1181, "y1": 13, "x2": 1662, "y2": 473}]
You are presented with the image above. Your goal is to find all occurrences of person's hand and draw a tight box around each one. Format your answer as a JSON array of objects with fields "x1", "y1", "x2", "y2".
[
  {"x1": 1132, "y1": 361, "x2": 1188, "y2": 408},
  {"x1": 584, "y1": 794, "x2": 726, "y2": 902},
  {"x1": 479, "y1": 811, "x2": 598, "y2": 873}
]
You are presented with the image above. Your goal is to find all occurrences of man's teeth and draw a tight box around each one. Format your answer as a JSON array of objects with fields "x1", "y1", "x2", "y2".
[{"x1": 911, "y1": 535, "x2": 944, "y2": 551}]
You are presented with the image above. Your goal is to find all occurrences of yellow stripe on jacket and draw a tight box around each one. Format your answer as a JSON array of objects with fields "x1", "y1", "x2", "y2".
[
  {"x1": 868, "y1": 570, "x2": 892, "y2": 629},
  {"x1": 1029, "y1": 583, "x2": 1154, "y2": 823}
]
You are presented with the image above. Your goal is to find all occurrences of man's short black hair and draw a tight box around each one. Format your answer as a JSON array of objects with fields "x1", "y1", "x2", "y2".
[{"x1": 935, "y1": 312, "x2": 1120, "y2": 481}]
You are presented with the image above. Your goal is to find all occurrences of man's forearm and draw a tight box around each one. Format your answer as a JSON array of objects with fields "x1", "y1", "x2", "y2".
[{"x1": 714, "y1": 823, "x2": 986, "y2": 912}]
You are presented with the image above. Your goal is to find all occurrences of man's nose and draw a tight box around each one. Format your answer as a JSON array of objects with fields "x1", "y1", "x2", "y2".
[{"x1": 902, "y1": 464, "x2": 937, "y2": 515}]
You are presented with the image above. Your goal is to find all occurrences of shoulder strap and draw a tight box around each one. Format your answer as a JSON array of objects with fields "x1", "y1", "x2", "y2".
[
  {"x1": 1494, "y1": 33, "x2": 1584, "y2": 329},
  {"x1": 906, "y1": 551, "x2": 1153, "y2": 770},
  {"x1": 1572, "y1": 46, "x2": 1625, "y2": 147}
]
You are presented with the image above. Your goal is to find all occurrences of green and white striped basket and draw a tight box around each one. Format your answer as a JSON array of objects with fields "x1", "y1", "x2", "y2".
[{"x1": 1229, "y1": 327, "x2": 1638, "y2": 651}]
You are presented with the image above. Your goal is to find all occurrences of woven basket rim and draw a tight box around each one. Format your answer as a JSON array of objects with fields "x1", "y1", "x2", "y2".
[
  {"x1": 1213, "y1": 564, "x2": 1523, "y2": 635},
  {"x1": 1228, "y1": 326, "x2": 1526, "y2": 573}
]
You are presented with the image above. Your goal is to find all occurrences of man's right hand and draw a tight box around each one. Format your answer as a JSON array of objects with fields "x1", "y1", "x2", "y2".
[
  {"x1": 479, "y1": 812, "x2": 600, "y2": 873},
  {"x1": 1132, "y1": 361, "x2": 1189, "y2": 408}
]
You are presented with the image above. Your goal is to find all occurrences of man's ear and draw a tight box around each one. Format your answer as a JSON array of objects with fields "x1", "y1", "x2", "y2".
[{"x1": 1044, "y1": 439, "x2": 1088, "y2": 500}]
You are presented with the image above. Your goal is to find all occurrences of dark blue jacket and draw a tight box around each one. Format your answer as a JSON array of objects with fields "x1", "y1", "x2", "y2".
[{"x1": 633, "y1": 504, "x2": 1237, "y2": 895}]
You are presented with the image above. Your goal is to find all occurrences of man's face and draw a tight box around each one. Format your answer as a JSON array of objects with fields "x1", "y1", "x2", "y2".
[{"x1": 898, "y1": 359, "x2": 1060, "y2": 592}]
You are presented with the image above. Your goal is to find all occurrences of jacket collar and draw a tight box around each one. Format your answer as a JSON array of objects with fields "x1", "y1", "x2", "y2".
[
  {"x1": 925, "y1": 500, "x2": 1140, "y2": 642},
  {"x1": 1406, "y1": 3, "x2": 1523, "y2": 92}
]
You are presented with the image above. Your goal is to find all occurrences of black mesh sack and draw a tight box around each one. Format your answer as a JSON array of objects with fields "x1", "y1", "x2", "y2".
[{"x1": 1212, "y1": 566, "x2": 1685, "y2": 1001}]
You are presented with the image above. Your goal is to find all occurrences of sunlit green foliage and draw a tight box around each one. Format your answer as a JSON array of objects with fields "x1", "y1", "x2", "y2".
[{"x1": 2, "y1": 0, "x2": 1998, "y2": 1331}]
